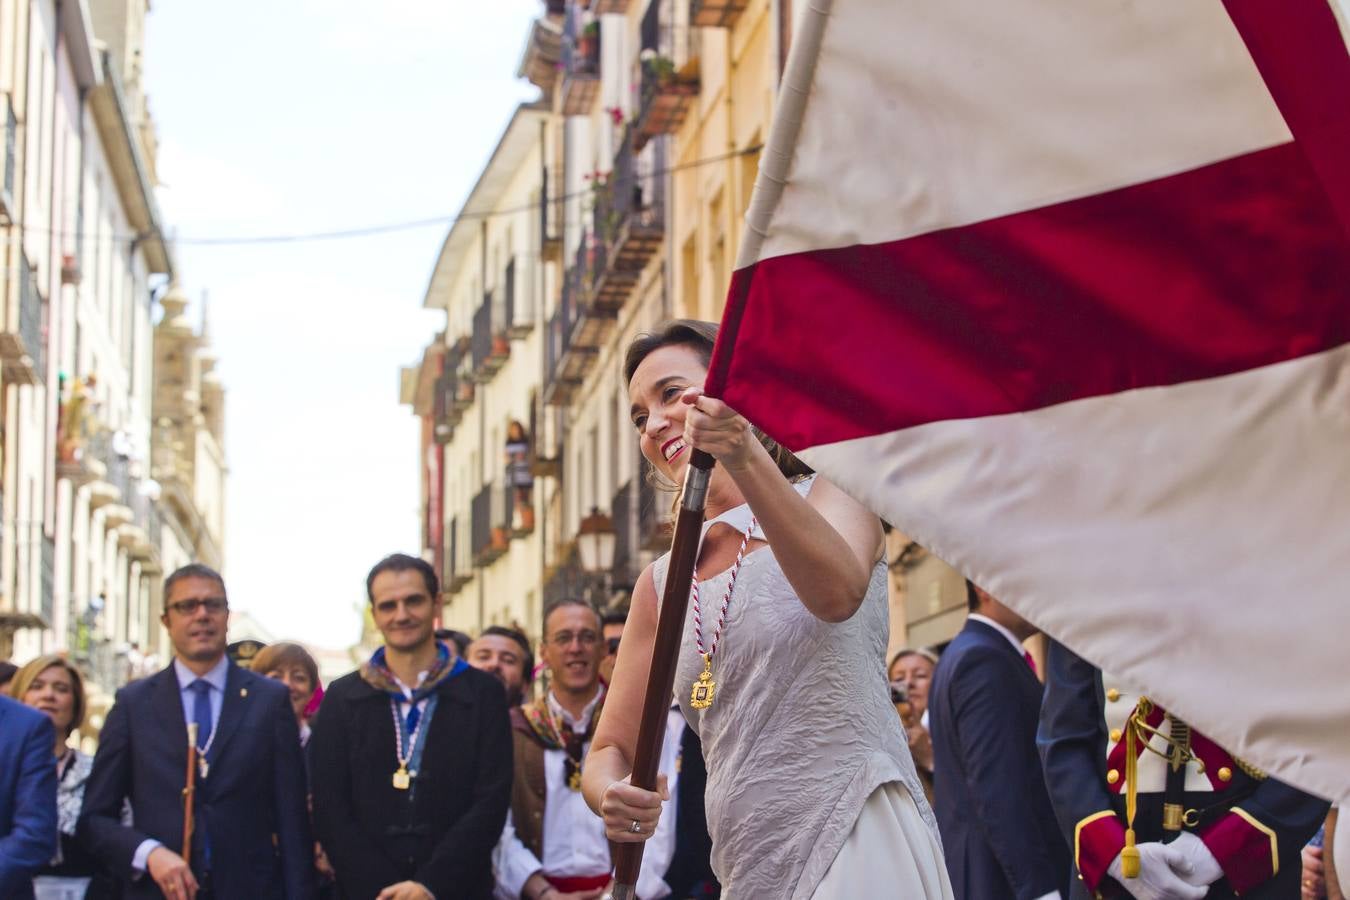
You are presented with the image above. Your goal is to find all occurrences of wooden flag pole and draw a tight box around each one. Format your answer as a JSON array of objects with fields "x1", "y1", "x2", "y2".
[{"x1": 607, "y1": 449, "x2": 715, "y2": 900}]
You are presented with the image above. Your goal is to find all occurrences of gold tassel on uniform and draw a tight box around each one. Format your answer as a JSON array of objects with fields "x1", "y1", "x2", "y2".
[{"x1": 1120, "y1": 700, "x2": 1146, "y2": 879}]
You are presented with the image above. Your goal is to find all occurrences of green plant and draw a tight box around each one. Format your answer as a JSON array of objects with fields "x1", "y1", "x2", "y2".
[{"x1": 645, "y1": 54, "x2": 676, "y2": 82}]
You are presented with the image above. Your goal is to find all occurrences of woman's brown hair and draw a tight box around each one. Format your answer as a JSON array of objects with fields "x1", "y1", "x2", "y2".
[
  {"x1": 624, "y1": 319, "x2": 813, "y2": 481},
  {"x1": 249, "y1": 642, "x2": 320, "y2": 692},
  {"x1": 9, "y1": 654, "x2": 87, "y2": 737}
]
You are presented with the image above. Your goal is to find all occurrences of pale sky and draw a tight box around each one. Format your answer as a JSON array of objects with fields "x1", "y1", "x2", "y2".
[{"x1": 144, "y1": 1, "x2": 539, "y2": 650}]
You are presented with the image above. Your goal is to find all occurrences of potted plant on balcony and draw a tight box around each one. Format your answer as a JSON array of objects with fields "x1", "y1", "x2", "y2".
[
  {"x1": 577, "y1": 21, "x2": 600, "y2": 68},
  {"x1": 640, "y1": 49, "x2": 677, "y2": 86}
]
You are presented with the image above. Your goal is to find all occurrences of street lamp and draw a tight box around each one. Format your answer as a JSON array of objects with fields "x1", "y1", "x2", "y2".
[{"x1": 576, "y1": 507, "x2": 616, "y2": 575}]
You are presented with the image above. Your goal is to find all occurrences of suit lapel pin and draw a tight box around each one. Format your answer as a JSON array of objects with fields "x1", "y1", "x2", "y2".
[{"x1": 240, "y1": 688, "x2": 248, "y2": 697}]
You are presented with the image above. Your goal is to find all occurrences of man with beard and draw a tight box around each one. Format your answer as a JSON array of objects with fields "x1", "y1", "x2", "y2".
[
  {"x1": 493, "y1": 600, "x2": 677, "y2": 900},
  {"x1": 467, "y1": 627, "x2": 533, "y2": 707},
  {"x1": 78, "y1": 564, "x2": 314, "y2": 899}
]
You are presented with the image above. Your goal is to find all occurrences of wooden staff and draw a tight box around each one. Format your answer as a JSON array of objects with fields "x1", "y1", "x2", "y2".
[
  {"x1": 182, "y1": 722, "x2": 198, "y2": 862},
  {"x1": 608, "y1": 450, "x2": 715, "y2": 900}
]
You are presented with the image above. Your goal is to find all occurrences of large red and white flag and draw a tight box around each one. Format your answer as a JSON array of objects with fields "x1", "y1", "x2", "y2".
[{"x1": 707, "y1": 0, "x2": 1350, "y2": 803}]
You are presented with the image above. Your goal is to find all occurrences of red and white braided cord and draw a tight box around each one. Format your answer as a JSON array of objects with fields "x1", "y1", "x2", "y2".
[{"x1": 692, "y1": 516, "x2": 757, "y2": 658}]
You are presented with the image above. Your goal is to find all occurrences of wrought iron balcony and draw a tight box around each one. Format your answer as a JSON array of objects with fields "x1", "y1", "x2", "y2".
[
  {"x1": 637, "y1": 459, "x2": 673, "y2": 551},
  {"x1": 591, "y1": 127, "x2": 664, "y2": 314},
  {"x1": 1, "y1": 95, "x2": 15, "y2": 222},
  {"x1": 634, "y1": 54, "x2": 700, "y2": 151},
  {"x1": 472, "y1": 483, "x2": 510, "y2": 566},
  {"x1": 561, "y1": 8, "x2": 601, "y2": 116},
  {"x1": 432, "y1": 369, "x2": 458, "y2": 444},
  {"x1": 691, "y1": 0, "x2": 748, "y2": 28},
  {"x1": 504, "y1": 258, "x2": 532, "y2": 338},
  {"x1": 446, "y1": 514, "x2": 473, "y2": 594},
  {"x1": 611, "y1": 479, "x2": 635, "y2": 587},
  {"x1": 0, "y1": 251, "x2": 46, "y2": 386},
  {"x1": 471, "y1": 291, "x2": 510, "y2": 382},
  {"x1": 541, "y1": 166, "x2": 563, "y2": 262},
  {"x1": 543, "y1": 235, "x2": 605, "y2": 406}
]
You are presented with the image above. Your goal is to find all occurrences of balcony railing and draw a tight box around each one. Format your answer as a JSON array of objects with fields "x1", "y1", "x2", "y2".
[
  {"x1": 472, "y1": 483, "x2": 510, "y2": 565},
  {"x1": 611, "y1": 479, "x2": 635, "y2": 586},
  {"x1": 690, "y1": 0, "x2": 748, "y2": 28},
  {"x1": 541, "y1": 166, "x2": 563, "y2": 262},
  {"x1": 561, "y1": 7, "x2": 601, "y2": 116},
  {"x1": 591, "y1": 127, "x2": 664, "y2": 314},
  {"x1": 543, "y1": 234, "x2": 614, "y2": 406},
  {"x1": 634, "y1": 55, "x2": 700, "y2": 150},
  {"x1": 40, "y1": 534, "x2": 55, "y2": 627},
  {"x1": 637, "y1": 459, "x2": 673, "y2": 551},
  {"x1": 446, "y1": 514, "x2": 473, "y2": 593},
  {"x1": 471, "y1": 292, "x2": 510, "y2": 381},
  {"x1": 0, "y1": 251, "x2": 46, "y2": 386},
  {"x1": 504, "y1": 258, "x2": 532, "y2": 338},
  {"x1": 1, "y1": 94, "x2": 15, "y2": 220},
  {"x1": 432, "y1": 369, "x2": 456, "y2": 444}
]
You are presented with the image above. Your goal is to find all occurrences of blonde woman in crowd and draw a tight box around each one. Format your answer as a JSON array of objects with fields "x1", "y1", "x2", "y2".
[{"x1": 10, "y1": 655, "x2": 117, "y2": 899}]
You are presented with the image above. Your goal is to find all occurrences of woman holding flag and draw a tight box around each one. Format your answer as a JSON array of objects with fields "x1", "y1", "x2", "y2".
[{"x1": 583, "y1": 321, "x2": 952, "y2": 898}]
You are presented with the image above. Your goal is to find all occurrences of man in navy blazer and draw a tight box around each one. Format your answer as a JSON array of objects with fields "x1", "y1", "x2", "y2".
[
  {"x1": 929, "y1": 580, "x2": 1070, "y2": 900},
  {"x1": 78, "y1": 564, "x2": 315, "y2": 899},
  {"x1": 0, "y1": 693, "x2": 58, "y2": 899}
]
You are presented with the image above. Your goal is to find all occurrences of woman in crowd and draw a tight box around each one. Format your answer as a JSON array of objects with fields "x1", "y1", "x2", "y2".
[
  {"x1": 250, "y1": 642, "x2": 335, "y2": 893},
  {"x1": 10, "y1": 655, "x2": 116, "y2": 899},
  {"x1": 584, "y1": 321, "x2": 951, "y2": 898},
  {"x1": 505, "y1": 420, "x2": 535, "y2": 531},
  {"x1": 889, "y1": 647, "x2": 939, "y2": 799},
  {"x1": 251, "y1": 641, "x2": 320, "y2": 746}
]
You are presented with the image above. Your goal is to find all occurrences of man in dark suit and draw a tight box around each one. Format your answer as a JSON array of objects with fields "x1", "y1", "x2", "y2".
[
  {"x1": 78, "y1": 563, "x2": 315, "y2": 899},
  {"x1": 930, "y1": 580, "x2": 1070, "y2": 900},
  {"x1": 0, "y1": 693, "x2": 58, "y2": 899},
  {"x1": 310, "y1": 554, "x2": 511, "y2": 900},
  {"x1": 1038, "y1": 640, "x2": 1328, "y2": 899}
]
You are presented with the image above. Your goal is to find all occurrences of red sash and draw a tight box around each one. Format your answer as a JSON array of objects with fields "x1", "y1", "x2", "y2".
[{"x1": 546, "y1": 873, "x2": 611, "y2": 892}]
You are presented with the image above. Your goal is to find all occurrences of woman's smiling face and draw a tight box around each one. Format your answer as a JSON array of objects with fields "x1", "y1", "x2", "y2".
[{"x1": 628, "y1": 343, "x2": 708, "y2": 483}]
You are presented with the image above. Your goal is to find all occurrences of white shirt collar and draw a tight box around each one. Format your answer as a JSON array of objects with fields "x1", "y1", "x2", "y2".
[
  {"x1": 174, "y1": 654, "x2": 229, "y2": 692},
  {"x1": 547, "y1": 687, "x2": 604, "y2": 733},
  {"x1": 391, "y1": 669, "x2": 431, "y2": 701},
  {"x1": 967, "y1": 613, "x2": 1027, "y2": 658}
]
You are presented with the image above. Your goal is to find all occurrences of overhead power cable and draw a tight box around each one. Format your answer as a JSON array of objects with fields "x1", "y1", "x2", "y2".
[{"x1": 2, "y1": 144, "x2": 763, "y2": 249}]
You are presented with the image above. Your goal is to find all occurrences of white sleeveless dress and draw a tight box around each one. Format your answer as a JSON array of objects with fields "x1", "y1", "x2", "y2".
[{"x1": 653, "y1": 476, "x2": 953, "y2": 899}]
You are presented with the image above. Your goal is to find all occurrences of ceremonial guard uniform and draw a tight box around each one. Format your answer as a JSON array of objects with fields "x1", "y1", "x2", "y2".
[{"x1": 1038, "y1": 641, "x2": 1327, "y2": 899}]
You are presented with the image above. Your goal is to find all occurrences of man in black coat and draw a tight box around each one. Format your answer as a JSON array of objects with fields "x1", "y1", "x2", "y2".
[
  {"x1": 78, "y1": 564, "x2": 315, "y2": 899},
  {"x1": 929, "y1": 580, "x2": 1070, "y2": 900},
  {"x1": 311, "y1": 554, "x2": 512, "y2": 900}
]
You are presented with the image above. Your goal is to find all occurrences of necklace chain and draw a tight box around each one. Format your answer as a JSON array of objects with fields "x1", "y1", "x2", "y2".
[
  {"x1": 390, "y1": 696, "x2": 425, "y2": 771},
  {"x1": 691, "y1": 516, "x2": 757, "y2": 659}
]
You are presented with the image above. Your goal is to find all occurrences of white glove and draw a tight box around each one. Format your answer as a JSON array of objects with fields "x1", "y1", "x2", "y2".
[
  {"x1": 1169, "y1": 831, "x2": 1224, "y2": 887},
  {"x1": 1107, "y1": 842, "x2": 1209, "y2": 900}
]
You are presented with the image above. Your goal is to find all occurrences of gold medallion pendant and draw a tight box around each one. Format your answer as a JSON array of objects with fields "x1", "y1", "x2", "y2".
[
  {"x1": 567, "y1": 769, "x2": 583, "y2": 791},
  {"x1": 690, "y1": 655, "x2": 716, "y2": 710},
  {"x1": 392, "y1": 767, "x2": 412, "y2": 790}
]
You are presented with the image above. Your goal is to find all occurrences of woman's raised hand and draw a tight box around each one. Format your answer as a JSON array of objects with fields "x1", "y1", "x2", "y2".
[
  {"x1": 600, "y1": 774, "x2": 669, "y2": 843},
  {"x1": 681, "y1": 387, "x2": 758, "y2": 472}
]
